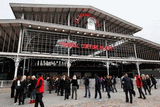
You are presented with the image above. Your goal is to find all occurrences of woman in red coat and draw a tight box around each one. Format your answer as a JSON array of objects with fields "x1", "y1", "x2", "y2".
[{"x1": 135, "y1": 73, "x2": 146, "y2": 99}]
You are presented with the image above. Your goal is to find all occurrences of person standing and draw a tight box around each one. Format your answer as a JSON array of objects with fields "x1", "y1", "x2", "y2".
[
  {"x1": 135, "y1": 73, "x2": 146, "y2": 99},
  {"x1": 84, "y1": 74, "x2": 91, "y2": 98},
  {"x1": 35, "y1": 73, "x2": 44, "y2": 107},
  {"x1": 29, "y1": 75, "x2": 37, "y2": 104},
  {"x1": 71, "y1": 75, "x2": 78, "y2": 100},
  {"x1": 60, "y1": 75, "x2": 65, "y2": 96},
  {"x1": 94, "y1": 74, "x2": 102, "y2": 100},
  {"x1": 20, "y1": 75, "x2": 27, "y2": 105},
  {"x1": 104, "y1": 75, "x2": 111, "y2": 98},
  {"x1": 122, "y1": 74, "x2": 134, "y2": 104},
  {"x1": 64, "y1": 76, "x2": 70, "y2": 100},
  {"x1": 14, "y1": 76, "x2": 22, "y2": 105},
  {"x1": 11, "y1": 77, "x2": 17, "y2": 98}
]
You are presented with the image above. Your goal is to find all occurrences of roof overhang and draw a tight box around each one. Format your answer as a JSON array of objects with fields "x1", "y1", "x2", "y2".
[
  {"x1": 0, "y1": 19, "x2": 159, "y2": 50},
  {"x1": 10, "y1": 3, "x2": 142, "y2": 34}
]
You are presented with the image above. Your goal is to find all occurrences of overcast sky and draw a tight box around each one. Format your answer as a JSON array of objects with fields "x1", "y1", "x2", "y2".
[{"x1": 0, "y1": 0, "x2": 160, "y2": 44}]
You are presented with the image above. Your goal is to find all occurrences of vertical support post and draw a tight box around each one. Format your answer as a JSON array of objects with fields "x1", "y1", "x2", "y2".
[
  {"x1": 21, "y1": 12, "x2": 24, "y2": 19},
  {"x1": 136, "y1": 62, "x2": 140, "y2": 76},
  {"x1": 14, "y1": 26, "x2": 23, "y2": 78},
  {"x1": 103, "y1": 20, "x2": 106, "y2": 32},
  {"x1": 22, "y1": 57, "x2": 26, "y2": 75},
  {"x1": 107, "y1": 61, "x2": 109, "y2": 75},
  {"x1": 133, "y1": 43, "x2": 137, "y2": 58},
  {"x1": 68, "y1": 12, "x2": 70, "y2": 26},
  {"x1": 67, "y1": 59, "x2": 71, "y2": 77},
  {"x1": 14, "y1": 57, "x2": 20, "y2": 77},
  {"x1": 105, "y1": 39, "x2": 109, "y2": 75}
]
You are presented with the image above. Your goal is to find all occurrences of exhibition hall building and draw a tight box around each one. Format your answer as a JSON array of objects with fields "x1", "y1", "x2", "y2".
[{"x1": 0, "y1": 3, "x2": 160, "y2": 79}]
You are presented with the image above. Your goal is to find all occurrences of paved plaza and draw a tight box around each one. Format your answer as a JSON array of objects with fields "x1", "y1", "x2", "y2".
[{"x1": 0, "y1": 84, "x2": 160, "y2": 107}]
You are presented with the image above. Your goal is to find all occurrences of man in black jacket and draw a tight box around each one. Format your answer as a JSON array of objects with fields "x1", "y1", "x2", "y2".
[
  {"x1": 84, "y1": 74, "x2": 91, "y2": 98},
  {"x1": 122, "y1": 73, "x2": 134, "y2": 104}
]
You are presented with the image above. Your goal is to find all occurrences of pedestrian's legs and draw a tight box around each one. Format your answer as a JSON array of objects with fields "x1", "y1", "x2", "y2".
[
  {"x1": 154, "y1": 84, "x2": 157, "y2": 89},
  {"x1": 87, "y1": 86, "x2": 91, "y2": 97},
  {"x1": 39, "y1": 93, "x2": 44, "y2": 107},
  {"x1": 75, "y1": 87, "x2": 77, "y2": 100},
  {"x1": 106, "y1": 86, "x2": 111, "y2": 98},
  {"x1": 85, "y1": 85, "x2": 87, "y2": 97},
  {"x1": 113, "y1": 84, "x2": 117, "y2": 92},
  {"x1": 72, "y1": 86, "x2": 75, "y2": 99},
  {"x1": 138, "y1": 88, "x2": 146, "y2": 98},
  {"x1": 97, "y1": 86, "x2": 102, "y2": 99},
  {"x1": 34, "y1": 94, "x2": 38, "y2": 107},
  {"x1": 125, "y1": 89, "x2": 129, "y2": 102},
  {"x1": 129, "y1": 89, "x2": 133, "y2": 103},
  {"x1": 94, "y1": 86, "x2": 97, "y2": 99},
  {"x1": 143, "y1": 86, "x2": 147, "y2": 95}
]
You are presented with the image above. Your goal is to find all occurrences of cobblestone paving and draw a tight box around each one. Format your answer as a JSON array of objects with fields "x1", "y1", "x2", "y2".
[{"x1": 0, "y1": 85, "x2": 160, "y2": 107}]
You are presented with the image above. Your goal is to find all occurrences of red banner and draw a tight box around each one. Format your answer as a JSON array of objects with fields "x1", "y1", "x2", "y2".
[
  {"x1": 59, "y1": 42, "x2": 113, "y2": 51},
  {"x1": 75, "y1": 13, "x2": 100, "y2": 26}
]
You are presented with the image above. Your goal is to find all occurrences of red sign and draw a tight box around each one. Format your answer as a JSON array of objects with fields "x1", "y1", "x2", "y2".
[
  {"x1": 59, "y1": 42, "x2": 113, "y2": 51},
  {"x1": 75, "y1": 13, "x2": 100, "y2": 26}
]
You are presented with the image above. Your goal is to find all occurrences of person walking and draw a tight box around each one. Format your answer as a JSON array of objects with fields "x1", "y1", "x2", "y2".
[
  {"x1": 11, "y1": 77, "x2": 17, "y2": 98},
  {"x1": 135, "y1": 73, "x2": 146, "y2": 99},
  {"x1": 141, "y1": 74, "x2": 151, "y2": 95},
  {"x1": 94, "y1": 74, "x2": 102, "y2": 100},
  {"x1": 35, "y1": 73, "x2": 45, "y2": 107},
  {"x1": 84, "y1": 74, "x2": 91, "y2": 98},
  {"x1": 112, "y1": 75, "x2": 117, "y2": 92},
  {"x1": 71, "y1": 75, "x2": 78, "y2": 100},
  {"x1": 146, "y1": 75, "x2": 152, "y2": 94},
  {"x1": 150, "y1": 74, "x2": 157, "y2": 89},
  {"x1": 122, "y1": 74, "x2": 134, "y2": 104}
]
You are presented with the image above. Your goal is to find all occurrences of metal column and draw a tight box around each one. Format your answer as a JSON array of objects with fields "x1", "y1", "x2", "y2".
[
  {"x1": 14, "y1": 27, "x2": 23, "y2": 78},
  {"x1": 107, "y1": 61, "x2": 110, "y2": 75},
  {"x1": 136, "y1": 62, "x2": 140, "y2": 76},
  {"x1": 67, "y1": 59, "x2": 71, "y2": 77},
  {"x1": 68, "y1": 12, "x2": 70, "y2": 26},
  {"x1": 105, "y1": 39, "x2": 109, "y2": 75},
  {"x1": 14, "y1": 57, "x2": 20, "y2": 77}
]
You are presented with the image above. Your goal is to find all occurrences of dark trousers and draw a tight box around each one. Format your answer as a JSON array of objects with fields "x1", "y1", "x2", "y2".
[
  {"x1": 106, "y1": 86, "x2": 111, "y2": 98},
  {"x1": 138, "y1": 88, "x2": 146, "y2": 98},
  {"x1": 65, "y1": 89, "x2": 70, "y2": 99},
  {"x1": 102, "y1": 83, "x2": 104, "y2": 91},
  {"x1": 94, "y1": 85, "x2": 102, "y2": 99},
  {"x1": 14, "y1": 89, "x2": 22, "y2": 105},
  {"x1": 21, "y1": 91, "x2": 26, "y2": 104},
  {"x1": 143, "y1": 85, "x2": 150, "y2": 95},
  {"x1": 85, "y1": 85, "x2": 91, "y2": 97},
  {"x1": 35, "y1": 93, "x2": 44, "y2": 107},
  {"x1": 112, "y1": 84, "x2": 117, "y2": 92},
  {"x1": 125, "y1": 89, "x2": 132, "y2": 102},
  {"x1": 60, "y1": 86, "x2": 64, "y2": 96},
  {"x1": 151, "y1": 83, "x2": 157, "y2": 89},
  {"x1": 11, "y1": 88, "x2": 15, "y2": 98}
]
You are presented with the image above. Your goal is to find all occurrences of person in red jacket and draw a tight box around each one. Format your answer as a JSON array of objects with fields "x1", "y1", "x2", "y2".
[
  {"x1": 135, "y1": 73, "x2": 146, "y2": 99},
  {"x1": 35, "y1": 73, "x2": 45, "y2": 107}
]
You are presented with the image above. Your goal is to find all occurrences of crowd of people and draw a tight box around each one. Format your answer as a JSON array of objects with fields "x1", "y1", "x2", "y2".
[{"x1": 10, "y1": 73, "x2": 158, "y2": 106}]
